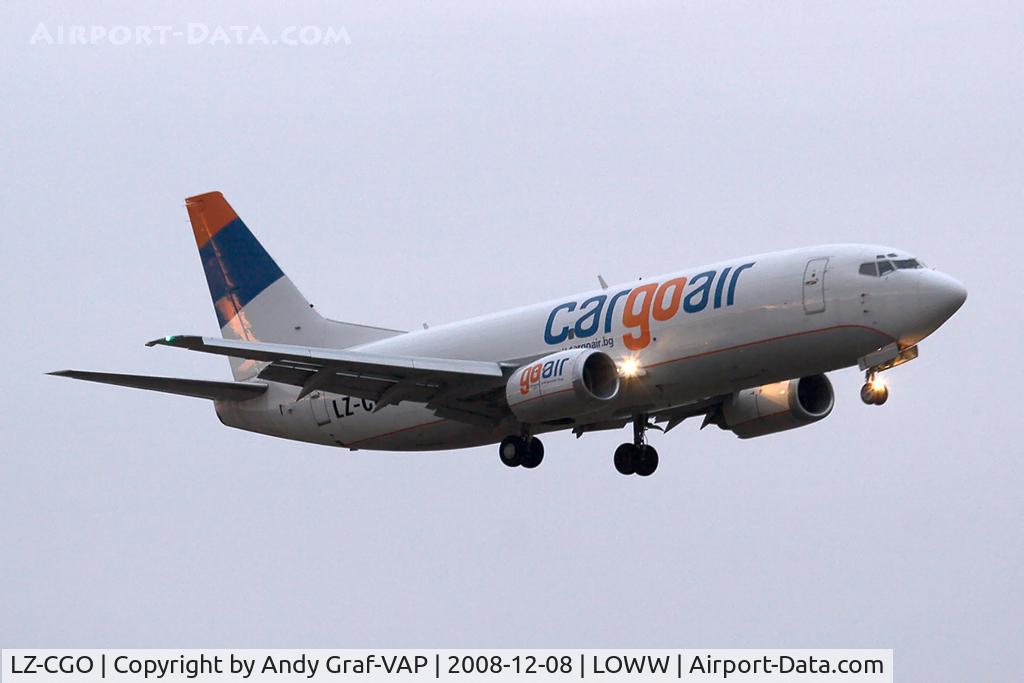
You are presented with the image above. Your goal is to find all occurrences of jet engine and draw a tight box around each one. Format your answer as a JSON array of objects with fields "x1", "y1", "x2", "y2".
[
  {"x1": 720, "y1": 374, "x2": 834, "y2": 438},
  {"x1": 506, "y1": 348, "x2": 620, "y2": 423}
]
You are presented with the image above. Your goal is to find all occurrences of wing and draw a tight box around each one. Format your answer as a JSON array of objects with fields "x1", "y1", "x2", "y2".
[
  {"x1": 48, "y1": 370, "x2": 267, "y2": 401},
  {"x1": 147, "y1": 335, "x2": 513, "y2": 425},
  {"x1": 571, "y1": 394, "x2": 728, "y2": 437}
]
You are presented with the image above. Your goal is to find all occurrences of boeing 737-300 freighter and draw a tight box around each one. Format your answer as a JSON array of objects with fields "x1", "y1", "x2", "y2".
[{"x1": 51, "y1": 192, "x2": 967, "y2": 476}]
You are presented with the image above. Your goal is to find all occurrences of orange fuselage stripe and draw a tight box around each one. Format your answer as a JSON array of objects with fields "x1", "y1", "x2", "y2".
[
  {"x1": 347, "y1": 418, "x2": 449, "y2": 447},
  {"x1": 644, "y1": 324, "x2": 894, "y2": 370}
]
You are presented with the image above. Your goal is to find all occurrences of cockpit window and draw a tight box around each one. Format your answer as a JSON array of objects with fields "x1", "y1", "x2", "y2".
[
  {"x1": 860, "y1": 260, "x2": 895, "y2": 276},
  {"x1": 860, "y1": 255, "x2": 923, "y2": 276}
]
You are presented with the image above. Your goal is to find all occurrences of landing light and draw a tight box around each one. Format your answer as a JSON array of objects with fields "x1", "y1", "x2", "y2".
[
  {"x1": 620, "y1": 357, "x2": 641, "y2": 378},
  {"x1": 870, "y1": 376, "x2": 887, "y2": 391}
]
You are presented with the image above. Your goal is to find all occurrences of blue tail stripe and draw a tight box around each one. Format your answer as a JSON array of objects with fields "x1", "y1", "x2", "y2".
[{"x1": 198, "y1": 217, "x2": 284, "y2": 327}]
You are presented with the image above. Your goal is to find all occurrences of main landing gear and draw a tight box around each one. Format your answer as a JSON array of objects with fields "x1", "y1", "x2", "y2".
[
  {"x1": 498, "y1": 434, "x2": 545, "y2": 469},
  {"x1": 860, "y1": 370, "x2": 889, "y2": 406},
  {"x1": 614, "y1": 416, "x2": 659, "y2": 477}
]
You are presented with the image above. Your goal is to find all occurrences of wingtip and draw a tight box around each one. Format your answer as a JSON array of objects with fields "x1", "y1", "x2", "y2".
[
  {"x1": 146, "y1": 335, "x2": 181, "y2": 347},
  {"x1": 47, "y1": 370, "x2": 72, "y2": 377},
  {"x1": 147, "y1": 335, "x2": 202, "y2": 349}
]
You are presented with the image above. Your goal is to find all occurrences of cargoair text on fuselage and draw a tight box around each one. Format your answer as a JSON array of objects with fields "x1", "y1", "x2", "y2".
[{"x1": 52, "y1": 192, "x2": 967, "y2": 476}]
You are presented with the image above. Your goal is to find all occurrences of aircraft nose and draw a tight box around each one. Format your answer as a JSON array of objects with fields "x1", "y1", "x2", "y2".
[{"x1": 919, "y1": 271, "x2": 967, "y2": 326}]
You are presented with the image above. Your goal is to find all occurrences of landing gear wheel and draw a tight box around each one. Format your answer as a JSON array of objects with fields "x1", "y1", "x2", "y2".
[
  {"x1": 861, "y1": 381, "x2": 889, "y2": 406},
  {"x1": 634, "y1": 445, "x2": 659, "y2": 477},
  {"x1": 520, "y1": 437, "x2": 545, "y2": 469},
  {"x1": 615, "y1": 415, "x2": 661, "y2": 476},
  {"x1": 614, "y1": 443, "x2": 638, "y2": 475},
  {"x1": 499, "y1": 436, "x2": 525, "y2": 467}
]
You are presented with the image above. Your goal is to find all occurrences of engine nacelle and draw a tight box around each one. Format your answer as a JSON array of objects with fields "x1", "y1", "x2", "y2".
[
  {"x1": 721, "y1": 374, "x2": 834, "y2": 438},
  {"x1": 506, "y1": 349, "x2": 620, "y2": 423}
]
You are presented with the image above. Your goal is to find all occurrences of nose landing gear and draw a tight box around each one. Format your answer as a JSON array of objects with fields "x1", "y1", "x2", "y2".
[
  {"x1": 860, "y1": 371, "x2": 889, "y2": 406},
  {"x1": 858, "y1": 344, "x2": 918, "y2": 406},
  {"x1": 614, "y1": 416, "x2": 659, "y2": 476}
]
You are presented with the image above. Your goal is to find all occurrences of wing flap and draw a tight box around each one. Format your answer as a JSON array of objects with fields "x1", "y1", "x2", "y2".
[
  {"x1": 48, "y1": 370, "x2": 267, "y2": 401},
  {"x1": 572, "y1": 395, "x2": 729, "y2": 437},
  {"x1": 147, "y1": 335, "x2": 513, "y2": 423},
  {"x1": 148, "y1": 335, "x2": 505, "y2": 379}
]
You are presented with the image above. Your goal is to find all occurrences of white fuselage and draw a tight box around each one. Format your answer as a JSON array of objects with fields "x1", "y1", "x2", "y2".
[{"x1": 215, "y1": 243, "x2": 966, "y2": 450}]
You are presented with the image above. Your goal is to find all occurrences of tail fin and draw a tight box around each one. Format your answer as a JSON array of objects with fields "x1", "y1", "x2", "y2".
[{"x1": 186, "y1": 191, "x2": 403, "y2": 379}]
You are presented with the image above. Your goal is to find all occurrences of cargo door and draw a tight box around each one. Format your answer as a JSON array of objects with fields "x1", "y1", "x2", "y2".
[{"x1": 802, "y1": 257, "x2": 828, "y2": 314}]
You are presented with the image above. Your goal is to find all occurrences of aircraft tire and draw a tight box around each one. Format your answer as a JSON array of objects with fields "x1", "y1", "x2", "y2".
[
  {"x1": 521, "y1": 437, "x2": 545, "y2": 469},
  {"x1": 635, "y1": 445, "x2": 659, "y2": 477},
  {"x1": 499, "y1": 436, "x2": 524, "y2": 467},
  {"x1": 614, "y1": 443, "x2": 638, "y2": 475}
]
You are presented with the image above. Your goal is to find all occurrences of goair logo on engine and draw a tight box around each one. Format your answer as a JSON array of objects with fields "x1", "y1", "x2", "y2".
[
  {"x1": 544, "y1": 263, "x2": 755, "y2": 350},
  {"x1": 519, "y1": 357, "x2": 570, "y2": 395}
]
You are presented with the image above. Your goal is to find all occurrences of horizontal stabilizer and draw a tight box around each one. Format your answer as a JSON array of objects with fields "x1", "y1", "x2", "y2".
[{"x1": 48, "y1": 370, "x2": 267, "y2": 401}]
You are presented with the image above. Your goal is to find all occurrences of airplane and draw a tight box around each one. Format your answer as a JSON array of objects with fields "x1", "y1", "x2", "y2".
[{"x1": 50, "y1": 192, "x2": 967, "y2": 476}]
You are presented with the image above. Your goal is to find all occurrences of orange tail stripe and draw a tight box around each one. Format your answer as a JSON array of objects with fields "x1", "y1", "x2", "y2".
[{"x1": 186, "y1": 191, "x2": 239, "y2": 248}]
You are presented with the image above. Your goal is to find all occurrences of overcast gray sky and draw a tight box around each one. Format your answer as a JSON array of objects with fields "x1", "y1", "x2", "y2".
[{"x1": 2, "y1": 2, "x2": 1021, "y2": 679}]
